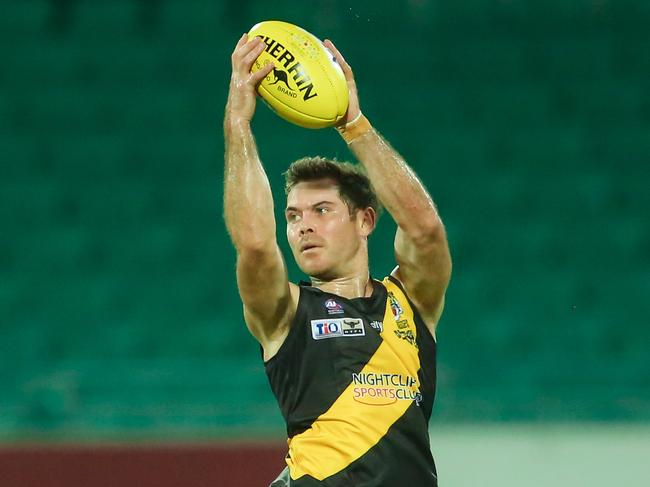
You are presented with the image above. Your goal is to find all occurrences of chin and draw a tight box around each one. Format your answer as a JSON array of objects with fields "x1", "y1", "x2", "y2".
[{"x1": 298, "y1": 259, "x2": 334, "y2": 280}]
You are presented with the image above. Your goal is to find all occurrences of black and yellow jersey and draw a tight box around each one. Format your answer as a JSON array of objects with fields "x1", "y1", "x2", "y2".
[{"x1": 265, "y1": 276, "x2": 438, "y2": 486}]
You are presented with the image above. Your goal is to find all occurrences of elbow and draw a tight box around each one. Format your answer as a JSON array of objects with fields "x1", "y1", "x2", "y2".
[
  {"x1": 423, "y1": 213, "x2": 445, "y2": 237},
  {"x1": 408, "y1": 213, "x2": 446, "y2": 245},
  {"x1": 226, "y1": 219, "x2": 276, "y2": 255},
  {"x1": 233, "y1": 234, "x2": 277, "y2": 256}
]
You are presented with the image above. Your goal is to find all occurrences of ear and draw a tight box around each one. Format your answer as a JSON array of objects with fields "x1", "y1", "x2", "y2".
[{"x1": 357, "y1": 207, "x2": 376, "y2": 238}]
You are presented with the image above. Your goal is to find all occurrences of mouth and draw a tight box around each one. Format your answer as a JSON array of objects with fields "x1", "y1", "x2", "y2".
[{"x1": 300, "y1": 243, "x2": 321, "y2": 253}]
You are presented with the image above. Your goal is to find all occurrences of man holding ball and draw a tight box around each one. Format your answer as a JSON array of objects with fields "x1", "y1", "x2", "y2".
[{"x1": 224, "y1": 33, "x2": 451, "y2": 486}]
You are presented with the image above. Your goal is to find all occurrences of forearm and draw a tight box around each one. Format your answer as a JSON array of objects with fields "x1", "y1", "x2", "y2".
[
  {"x1": 343, "y1": 117, "x2": 442, "y2": 237},
  {"x1": 224, "y1": 118, "x2": 277, "y2": 249}
]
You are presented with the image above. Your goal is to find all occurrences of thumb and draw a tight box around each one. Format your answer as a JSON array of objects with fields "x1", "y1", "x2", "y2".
[{"x1": 251, "y1": 62, "x2": 275, "y2": 85}]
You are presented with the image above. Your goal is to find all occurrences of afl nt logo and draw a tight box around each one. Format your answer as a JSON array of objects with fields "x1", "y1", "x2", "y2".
[{"x1": 324, "y1": 298, "x2": 344, "y2": 315}]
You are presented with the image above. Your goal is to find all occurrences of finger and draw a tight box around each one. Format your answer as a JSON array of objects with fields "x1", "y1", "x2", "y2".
[
  {"x1": 233, "y1": 36, "x2": 263, "y2": 63},
  {"x1": 241, "y1": 40, "x2": 266, "y2": 70},
  {"x1": 251, "y1": 61, "x2": 275, "y2": 85},
  {"x1": 231, "y1": 33, "x2": 249, "y2": 56},
  {"x1": 323, "y1": 39, "x2": 352, "y2": 74},
  {"x1": 236, "y1": 33, "x2": 248, "y2": 48}
]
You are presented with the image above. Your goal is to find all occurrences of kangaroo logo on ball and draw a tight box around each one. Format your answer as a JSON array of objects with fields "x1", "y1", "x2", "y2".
[{"x1": 269, "y1": 68, "x2": 293, "y2": 90}]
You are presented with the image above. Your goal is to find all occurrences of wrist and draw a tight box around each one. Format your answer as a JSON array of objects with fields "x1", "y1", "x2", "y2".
[
  {"x1": 335, "y1": 113, "x2": 372, "y2": 144},
  {"x1": 225, "y1": 113, "x2": 252, "y2": 133}
]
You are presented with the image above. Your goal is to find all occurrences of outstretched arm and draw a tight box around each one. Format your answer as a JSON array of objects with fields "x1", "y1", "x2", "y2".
[
  {"x1": 224, "y1": 35, "x2": 298, "y2": 358},
  {"x1": 324, "y1": 40, "x2": 451, "y2": 335}
]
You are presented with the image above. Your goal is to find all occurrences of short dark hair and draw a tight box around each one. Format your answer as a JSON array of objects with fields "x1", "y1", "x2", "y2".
[{"x1": 284, "y1": 156, "x2": 382, "y2": 217}]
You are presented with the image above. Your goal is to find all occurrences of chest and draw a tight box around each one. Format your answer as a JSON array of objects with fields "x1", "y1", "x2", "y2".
[{"x1": 298, "y1": 289, "x2": 423, "y2": 375}]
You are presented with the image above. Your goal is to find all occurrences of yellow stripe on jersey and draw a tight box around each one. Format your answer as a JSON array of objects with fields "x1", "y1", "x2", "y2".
[{"x1": 287, "y1": 278, "x2": 422, "y2": 481}]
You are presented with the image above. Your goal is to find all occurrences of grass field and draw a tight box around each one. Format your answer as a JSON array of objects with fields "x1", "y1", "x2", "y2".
[{"x1": 431, "y1": 423, "x2": 649, "y2": 486}]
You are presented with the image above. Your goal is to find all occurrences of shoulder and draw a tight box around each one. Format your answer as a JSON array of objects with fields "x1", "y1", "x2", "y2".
[
  {"x1": 261, "y1": 281, "x2": 336, "y2": 362},
  {"x1": 386, "y1": 268, "x2": 444, "y2": 338},
  {"x1": 253, "y1": 281, "x2": 301, "y2": 361}
]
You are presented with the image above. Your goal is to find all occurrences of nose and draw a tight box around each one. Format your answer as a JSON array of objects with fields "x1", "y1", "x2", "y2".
[
  {"x1": 298, "y1": 215, "x2": 315, "y2": 236},
  {"x1": 299, "y1": 223, "x2": 314, "y2": 236}
]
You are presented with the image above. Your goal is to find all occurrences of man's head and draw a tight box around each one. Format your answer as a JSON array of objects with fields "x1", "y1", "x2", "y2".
[{"x1": 284, "y1": 157, "x2": 381, "y2": 279}]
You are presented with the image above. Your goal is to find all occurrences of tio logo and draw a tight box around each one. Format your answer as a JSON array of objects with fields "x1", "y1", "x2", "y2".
[{"x1": 311, "y1": 319, "x2": 342, "y2": 340}]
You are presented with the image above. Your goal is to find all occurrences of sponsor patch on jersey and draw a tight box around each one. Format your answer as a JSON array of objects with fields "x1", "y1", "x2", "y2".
[
  {"x1": 323, "y1": 298, "x2": 344, "y2": 315},
  {"x1": 341, "y1": 318, "x2": 365, "y2": 336},
  {"x1": 370, "y1": 320, "x2": 383, "y2": 332},
  {"x1": 311, "y1": 318, "x2": 365, "y2": 340}
]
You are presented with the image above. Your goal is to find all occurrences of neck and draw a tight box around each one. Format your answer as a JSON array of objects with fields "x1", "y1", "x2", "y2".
[{"x1": 311, "y1": 272, "x2": 373, "y2": 299}]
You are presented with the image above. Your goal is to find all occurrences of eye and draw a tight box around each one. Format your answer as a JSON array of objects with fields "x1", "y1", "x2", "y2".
[
  {"x1": 286, "y1": 212, "x2": 301, "y2": 223},
  {"x1": 316, "y1": 207, "x2": 329, "y2": 215}
]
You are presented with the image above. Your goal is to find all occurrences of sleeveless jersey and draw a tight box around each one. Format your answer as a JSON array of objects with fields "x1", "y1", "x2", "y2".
[{"x1": 264, "y1": 276, "x2": 438, "y2": 486}]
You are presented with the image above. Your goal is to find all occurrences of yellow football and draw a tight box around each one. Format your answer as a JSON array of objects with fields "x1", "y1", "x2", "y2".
[{"x1": 248, "y1": 20, "x2": 349, "y2": 129}]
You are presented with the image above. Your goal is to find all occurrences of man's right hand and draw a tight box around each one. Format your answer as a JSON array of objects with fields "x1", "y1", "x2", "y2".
[{"x1": 226, "y1": 34, "x2": 275, "y2": 125}]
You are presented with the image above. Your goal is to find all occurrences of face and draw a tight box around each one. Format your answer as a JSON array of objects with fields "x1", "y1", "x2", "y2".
[{"x1": 285, "y1": 180, "x2": 373, "y2": 279}]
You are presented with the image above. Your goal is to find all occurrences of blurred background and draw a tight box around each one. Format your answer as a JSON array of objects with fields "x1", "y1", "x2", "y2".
[{"x1": 1, "y1": 0, "x2": 648, "y2": 486}]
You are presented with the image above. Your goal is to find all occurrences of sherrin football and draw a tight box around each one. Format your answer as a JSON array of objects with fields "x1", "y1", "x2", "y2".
[{"x1": 248, "y1": 20, "x2": 349, "y2": 129}]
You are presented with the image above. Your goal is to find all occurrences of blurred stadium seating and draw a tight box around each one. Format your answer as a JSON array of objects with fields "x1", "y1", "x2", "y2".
[{"x1": 1, "y1": 0, "x2": 648, "y2": 445}]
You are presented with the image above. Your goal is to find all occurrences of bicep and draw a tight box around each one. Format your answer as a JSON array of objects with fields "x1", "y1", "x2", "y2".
[
  {"x1": 236, "y1": 244, "x2": 296, "y2": 344},
  {"x1": 393, "y1": 226, "x2": 452, "y2": 327}
]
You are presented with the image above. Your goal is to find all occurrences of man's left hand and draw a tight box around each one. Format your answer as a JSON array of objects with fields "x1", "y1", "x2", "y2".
[{"x1": 324, "y1": 39, "x2": 361, "y2": 125}]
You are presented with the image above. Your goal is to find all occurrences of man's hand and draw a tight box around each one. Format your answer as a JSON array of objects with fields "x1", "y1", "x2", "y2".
[
  {"x1": 226, "y1": 34, "x2": 275, "y2": 125},
  {"x1": 323, "y1": 39, "x2": 361, "y2": 125}
]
